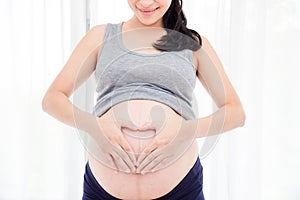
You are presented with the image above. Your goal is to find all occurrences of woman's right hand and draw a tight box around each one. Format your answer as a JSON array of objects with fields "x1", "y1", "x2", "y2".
[{"x1": 89, "y1": 109, "x2": 137, "y2": 174}]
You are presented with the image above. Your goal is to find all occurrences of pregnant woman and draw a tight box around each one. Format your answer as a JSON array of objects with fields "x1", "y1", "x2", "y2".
[{"x1": 42, "y1": 0, "x2": 245, "y2": 199}]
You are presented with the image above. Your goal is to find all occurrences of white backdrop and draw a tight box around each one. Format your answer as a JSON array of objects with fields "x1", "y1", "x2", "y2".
[
  {"x1": 0, "y1": 0, "x2": 87, "y2": 199},
  {"x1": 0, "y1": 0, "x2": 299, "y2": 199}
]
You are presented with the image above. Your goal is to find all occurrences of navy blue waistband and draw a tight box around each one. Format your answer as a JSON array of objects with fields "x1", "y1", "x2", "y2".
[
  {"x1": 83, "y1": 157, "x2": 204, "y2": 200},
  {"x1": 154, "y1": 157, "x2": 203, "y2": 200}
]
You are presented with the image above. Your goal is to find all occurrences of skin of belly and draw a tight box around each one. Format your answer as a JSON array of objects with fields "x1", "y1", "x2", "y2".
[{"x1": 88, "y1": 99, "x2": 199, "y2": 200}]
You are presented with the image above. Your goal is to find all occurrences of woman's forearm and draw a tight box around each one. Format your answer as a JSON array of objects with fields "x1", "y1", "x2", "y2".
[
  {"x1": 192, "y1": 103, "x2": 246, "y2": 138},
  {"x1": 42, "y1": 90, "x2": 98, "y2": 135}
]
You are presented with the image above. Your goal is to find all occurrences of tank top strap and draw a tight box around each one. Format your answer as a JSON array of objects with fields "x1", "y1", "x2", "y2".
[{"x1": 102, "y1": 23, "x2": 121, "y2": 42}]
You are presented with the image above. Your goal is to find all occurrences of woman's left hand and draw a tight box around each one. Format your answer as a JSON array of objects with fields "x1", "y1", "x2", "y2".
[{"x1": 136, "y1": 113, "x2": 199, "y2": 174}]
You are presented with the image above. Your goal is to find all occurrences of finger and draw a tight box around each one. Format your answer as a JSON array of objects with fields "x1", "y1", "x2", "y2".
[
  {"x1": 109, "y1": 124, "x2": 137, "y2": 165},
  {"x1": 136, "y1": 151, "x2": 160, "y2": 173},
  {"x1": 107, "y1": 153, "x2": 119, "y2": 173},
  {"x1": 140, "y1": 154, "x2": 167, "y2": 174},
  {"x1": 114, "y1": 145, "x2": 136, "y2": 173},
  {"x1": 117, "y1": 135, "x2": 137, "y2": 166},
  {"x1": 103, "y1": 133, "x2": 136, "y2": 172},
  {"x1": 148, "y1": 157, "x2": 173, "y2": 173},
  {"x1": 136, "y1": 136, "x2": 170, "y2": 165},
  {"x1": 136, "y1": 141, "x2": 159, "y2": 165},
  {"x1": 91, "y1": 144, "x2": 117, "y2": 170},
  {"x1": 118, "y1": 135, "x2": 134, "y2": 152},
  {"x1": 110, "y1": 151, "x2": 131, "y2": 173}
]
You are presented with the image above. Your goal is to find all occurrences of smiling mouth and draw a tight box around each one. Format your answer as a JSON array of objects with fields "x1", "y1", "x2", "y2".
[{"x1": 138, "y1": 7, "x2": 159, "y2": 15}]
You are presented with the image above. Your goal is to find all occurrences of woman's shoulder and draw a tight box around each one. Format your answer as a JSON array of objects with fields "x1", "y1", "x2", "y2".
[
  {"x1": 86, "y1": 23, "x2": 121, "y2": 43},
  {"x1": 90, "y1": 24, "x2": 107, "y2": 30},
  {"x1": 80, "y1": 24, "x2": 108, "y2": 51},
  {"x1": 192, "y1": 34, "x2": 209, "y2": 49},
  {"x1": 87, "y1": 24, "x2": 107, "y2": 38},
  {"x1": 89, "y1": 22, "x2": 120, "y2": 33},
  {"x1": 199, "y1": 35, "x2": 212, "y2": 49},
  {"x1": 192, "y1": 35, "x2": 218, "y2": 69},
  {"x1": 192, "y1": 34, "x2": 214, "y2": 56}
]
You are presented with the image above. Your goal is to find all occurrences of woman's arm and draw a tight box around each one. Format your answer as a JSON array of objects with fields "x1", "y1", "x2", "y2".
[
  {"x1": 42, "y1": 25, "x2": 104, "y2": 132},
  {"x1": 42, "y1": 25, "x2": 136, "y2": 173},
  {"x1": 192, "y1": 36, "x2": 246, "y2": 138}
]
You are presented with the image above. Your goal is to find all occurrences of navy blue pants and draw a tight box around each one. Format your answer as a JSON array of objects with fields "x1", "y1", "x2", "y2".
[{"x1": 82, "y1": 157, "x2": 205, "y2": 200}]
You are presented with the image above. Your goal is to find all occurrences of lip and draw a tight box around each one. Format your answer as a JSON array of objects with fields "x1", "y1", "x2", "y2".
[{"x1": 137, "y1": 7, "x2": 159, "y2": 16}]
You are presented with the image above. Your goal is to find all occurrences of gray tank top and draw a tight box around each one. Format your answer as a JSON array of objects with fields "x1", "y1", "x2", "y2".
[{"x1": 93, "y1": 22, "x2": 197, "y2": 120}]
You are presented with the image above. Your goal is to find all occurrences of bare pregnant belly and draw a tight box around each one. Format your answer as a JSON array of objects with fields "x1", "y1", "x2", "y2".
[{"x1": 89, "y1": 99, "x2": 199, "y2": 200}]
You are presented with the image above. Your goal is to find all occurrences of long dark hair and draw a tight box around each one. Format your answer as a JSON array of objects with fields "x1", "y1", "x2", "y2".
[{"x1": 153, "y1": 0, "x2": 202, "y2": 52}]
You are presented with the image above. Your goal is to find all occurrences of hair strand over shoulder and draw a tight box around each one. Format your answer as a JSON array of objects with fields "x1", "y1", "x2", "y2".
[{"x1": 153, "y1": 0, "x2": 202, "y2": 51}]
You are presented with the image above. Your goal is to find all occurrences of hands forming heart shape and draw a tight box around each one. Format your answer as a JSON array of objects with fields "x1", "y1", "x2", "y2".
[{"x1": 89, "y1": 102, "x2": 198, "y2": 174}]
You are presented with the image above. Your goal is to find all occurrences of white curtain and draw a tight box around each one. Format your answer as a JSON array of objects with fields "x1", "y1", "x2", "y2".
[
  {"x1": 184, "y1": 0, "x2": 300, "y2": 199},
  {"x1": 0, "y1": 0, "x2": 87, "y2": 199},
  {"x1": 1, "y1": 0, "x2": 299, "y2": 199}
]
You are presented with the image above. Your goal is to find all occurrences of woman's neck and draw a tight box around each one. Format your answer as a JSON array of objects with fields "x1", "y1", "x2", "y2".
[{"x1": 124, "y1": 16, "x2": 163, "y2": 31}]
